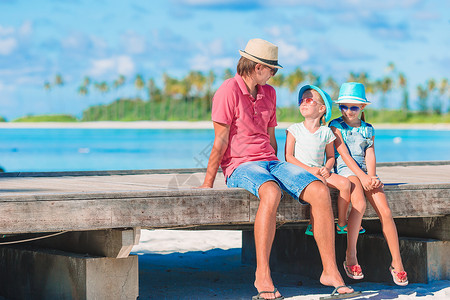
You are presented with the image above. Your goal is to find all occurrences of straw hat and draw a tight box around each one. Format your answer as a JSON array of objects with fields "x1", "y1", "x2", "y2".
[
  {"x1": 239, "y1": 38, "x2": 283, "y2": 69},
  {"x1": 335, "y1": 82, "x2": 371, "y2": 105},
  {"x1": 298, "y1": 85, "x2": 332, "y2": 122}
]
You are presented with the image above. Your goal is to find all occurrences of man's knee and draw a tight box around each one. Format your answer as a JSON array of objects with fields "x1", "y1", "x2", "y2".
[
  {"x1": 302, "y1": 180, "x2": 330, "y2": 206},
  {"x1": 258, "y1": 180, "x2": 282, "y2": 204}
]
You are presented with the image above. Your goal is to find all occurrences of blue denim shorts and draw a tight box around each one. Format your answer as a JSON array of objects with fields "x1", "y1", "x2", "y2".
[
  {"x1": 335, "y1": 156, "x2": 367, "y2": 178},
  {"x1": 226, "y1": 160, "x2": 319, "y2": 204}
]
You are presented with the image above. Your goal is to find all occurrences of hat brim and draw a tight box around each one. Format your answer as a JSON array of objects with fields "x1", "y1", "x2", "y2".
[
  {"x1": 335, "y1": 98, "x2": 371, "y2": 105},
  {"x1": 239, "y1": 50, "x2": 283, "y2": 69},
  {"x1": 299, "y1": 84, "x2": 332, "y2": 122}
]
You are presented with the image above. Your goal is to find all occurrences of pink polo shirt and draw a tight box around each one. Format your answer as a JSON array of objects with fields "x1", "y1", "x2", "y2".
[{"x1": 211, "y1": 73, "x2": 279, "y2": 178}]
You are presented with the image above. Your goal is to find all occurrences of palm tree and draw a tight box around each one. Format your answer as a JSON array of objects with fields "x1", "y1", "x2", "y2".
[
  {"x1": 113, "y1": 75, "x2": 125, "y2": 92},
  {"x1": 223, "y1": 68, "x2": 233, "y2": 80},
  {"x1": 82, "y1": 76, "x2": 91, "y2": 88},
  {"x1": 94, "y1": 81, "x2": 109, "y2": 94},
  {"x1": 44, "y1": 81, "x2": 51, "y2": 92},
  {"x1": 438, "y1": 78, "x2": 449, "y2": 113},
  {"x1": 113, "y1": 75, "x2": 125, "y2": 120},
  {"x1": 134, "y1": 74, "x2": 145, "y2": 100},
  {"x1": 305, "y1": 71, "x2": 320, "y2": 86},
  {"x1": 186, "y1": 71, "x2": 206, "y2": 98},
  {"x1": 347, "y1": 72, "x2": 358, "y2": 82},
  {"x1": 398, "y1": 73, "x2": 409, "y2": 112},
  {"x1": 147, "y1": 78, "x2": 164, "y2": 120},
  {"x1": 377, "y1": 76, "x2": 393, "y2": 109},
  {"x1": 284, "y1": 67, "x2": 305, "y2": 93},
  {"x1": 268, "y1": 74, "x2": 285, "y2": 89},
  {"x1": 77, "y1": 86, "x2": 88, "y2": 97},
  {"x1": 323, "y1": 76, "x2": 339, "y2": 100},
  {"x1": 386, "y1": 62, "x2": 395, "y2": 74},
  {"x1": 147, "y1": 78, "x2": 162, "y2": 102},
  {"x1": 347, "y1": 72, "x2": 374, "y2": 97},
  {"x1": 205, "y1": 70, "x2": 216, "y2": 113},
  {"x1": 93, "y1": 81, "x2": 110, "y2": 120},
  {"x1": 417, "y1": 84, "x2": 428, "y2": 113},
  {"x1": 427, "y1": 78, "x2": 440, "y2": 114},
  {"x1": 53, "y1": 73, "x2": 65, "y2": 113},
  {"x1": 54, "y1": 74, "x2": 64, "y2": 87}
]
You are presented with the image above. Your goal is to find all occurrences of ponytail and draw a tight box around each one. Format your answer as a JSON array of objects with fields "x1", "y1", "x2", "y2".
[{"x1": 321, "y1": 115, "x2": 326, "y2": 126}]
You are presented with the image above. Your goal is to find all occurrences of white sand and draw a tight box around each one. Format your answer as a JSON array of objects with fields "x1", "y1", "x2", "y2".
[
  {"x1": 1, "y1": 121, "x2": 450, "y2": 130},
  {"x1": 132, "y1": 229, "x2": 450, "y2": 299}
]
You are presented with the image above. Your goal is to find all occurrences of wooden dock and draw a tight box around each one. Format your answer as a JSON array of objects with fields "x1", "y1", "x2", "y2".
[
  {"x1": 0, "y1": 161, "x2": 449, "y2": 299},
  {"x1": 0, "y1": 161, "x2": 449, "y2": 234}
]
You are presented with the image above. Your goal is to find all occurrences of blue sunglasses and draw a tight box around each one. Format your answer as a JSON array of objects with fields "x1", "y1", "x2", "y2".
[{"x1": 339, "y1": 105, "x2": 361, "y2": 112}]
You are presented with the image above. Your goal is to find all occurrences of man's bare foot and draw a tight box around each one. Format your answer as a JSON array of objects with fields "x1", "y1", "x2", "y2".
[
  {"x1": 320, "y1": 272, "x2": 354, "y2": 294},
  {"x1": 254, "y1": 274, "x2": 282, "y2": 299}
]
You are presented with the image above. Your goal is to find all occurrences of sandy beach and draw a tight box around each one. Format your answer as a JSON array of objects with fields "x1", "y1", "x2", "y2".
[
  {"x1": 132, "y1": 229, "x2": 450, "y2": 299},
  {"x1": 1, "y1": 121, "x2": 450, "y2": 130}
]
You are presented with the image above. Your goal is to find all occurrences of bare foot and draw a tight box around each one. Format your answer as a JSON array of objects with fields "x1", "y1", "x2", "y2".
[
  {"x1": 391, "y1": 261, "x2": 405, "y2": 272},
  {"x1": 254, "y1": 273, "x2": 282, "y2": 300},
  {"x1": 320, "y1": 271, "x2": 354, "y2": 294}
]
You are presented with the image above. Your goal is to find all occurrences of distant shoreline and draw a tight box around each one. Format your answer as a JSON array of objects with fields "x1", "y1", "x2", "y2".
[{"x1": 0, "y1": 121, "x2": 450, "y2": 130}]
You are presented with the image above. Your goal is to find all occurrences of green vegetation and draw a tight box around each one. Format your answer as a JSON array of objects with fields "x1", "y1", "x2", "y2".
[
  {"x1": 81, "y1": 99, "x2": 450, "y2": 124},
  {"x1": 37, "y1": 63, "x2": 450, "y2": 123},
  {"x1": 0, "y1": 116, "x2": 6, "y2": 122},
  {"x1": 283, "y1": 107, "x2": 450, "y2": 124},
  {"x1": 13, "y1": 114, "x2": 78, "y2": 122}
]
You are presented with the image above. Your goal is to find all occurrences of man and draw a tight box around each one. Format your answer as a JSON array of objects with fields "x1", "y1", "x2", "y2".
[{"x1": 199, "y1": 38, "x2": 357, "y2": 300}]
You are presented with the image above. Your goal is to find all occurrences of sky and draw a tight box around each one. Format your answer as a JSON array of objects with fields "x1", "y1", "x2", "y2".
[{"x1": 0, "y1": 0, "x2": 449, "y2": 120}]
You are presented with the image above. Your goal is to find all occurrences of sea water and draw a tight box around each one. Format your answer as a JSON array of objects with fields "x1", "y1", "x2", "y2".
[{"x1": 1, "y1": 128, "x2": 449, "y2": 172}]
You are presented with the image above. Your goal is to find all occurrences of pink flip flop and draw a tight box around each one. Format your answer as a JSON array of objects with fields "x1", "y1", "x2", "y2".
[
  {"x1": 343, "y1": 261, "x2": 364, "y2": 280},
  {"x1": 389, "y1": 266, "x2": 408, "y2": 286}
]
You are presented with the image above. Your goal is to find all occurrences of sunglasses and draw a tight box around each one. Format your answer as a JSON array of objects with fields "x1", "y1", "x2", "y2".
[
  {"x1": 339, "y1": 105, "x2": 361, "y2": 112},
  {"x1": 299, "y1": 97, "x2": 321, "y2": 106},
  {"x1": 267, "y1": 66, "x2": 278, "y2": 76}
]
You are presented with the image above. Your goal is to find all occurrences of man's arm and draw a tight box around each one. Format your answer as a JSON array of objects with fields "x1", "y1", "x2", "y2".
[
  {"x1": 268, "y1": 126, "x2": 277, "y2": 156},
  {"x1": 198, "y1": 121, "x2": 230, "y2": 188}
]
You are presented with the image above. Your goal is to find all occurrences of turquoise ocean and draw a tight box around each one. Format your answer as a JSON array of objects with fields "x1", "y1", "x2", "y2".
[{"x1": 1, "y1": 128, "x2": 450, "y2": 172}]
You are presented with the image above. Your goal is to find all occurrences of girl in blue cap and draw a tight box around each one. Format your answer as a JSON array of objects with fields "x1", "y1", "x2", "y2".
[
  {"x1": 285, "y1": 85, "x2": 354, "y2": 239},
  {"x1": 329, "y1": 82, "x2": 408, "y2": 286}
]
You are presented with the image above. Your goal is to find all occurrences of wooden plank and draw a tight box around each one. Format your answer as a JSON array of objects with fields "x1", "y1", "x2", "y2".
[
  {"x1": 0, "y1": 189, "x2": 250, "y2": 233},
  {"x1": 0, "y1": 184, "x2": 448, "y2": 234},
  {"x1": 0, "y1": 164, "x2": 449, "y2": 234}
]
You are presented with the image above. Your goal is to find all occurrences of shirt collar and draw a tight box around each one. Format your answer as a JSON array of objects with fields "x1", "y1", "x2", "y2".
[{"x1": 234, "y1": 73, "x2": 265, "y2": 100}]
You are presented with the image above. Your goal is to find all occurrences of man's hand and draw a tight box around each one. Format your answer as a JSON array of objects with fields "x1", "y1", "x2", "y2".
[{"x1": 196, "y1": 183, "x2": 213, "y2": 189}]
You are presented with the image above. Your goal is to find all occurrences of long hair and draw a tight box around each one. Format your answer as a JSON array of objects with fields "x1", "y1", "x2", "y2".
[
  {"x1": 236, "y1": 57, "x2": 257, "y2": 78},
  {"x1": 361, "y1": 110, "x2": 366, "y2": 122}
]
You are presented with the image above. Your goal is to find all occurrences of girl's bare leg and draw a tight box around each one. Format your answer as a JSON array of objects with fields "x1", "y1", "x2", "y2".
[
  {"x1": 365, "y1": 187, "x2": 405, "y2": 273},
  {"x1": 346, "y1": 176, "x2": 366, "y2": 271},
  {"x1": 326, "y1": 173, "x2": 351, "y2": 228}
]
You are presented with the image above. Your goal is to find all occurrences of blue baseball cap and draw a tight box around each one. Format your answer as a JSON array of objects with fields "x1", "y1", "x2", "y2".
[{"x1": 298, "y1": 84, "x2": 332, "y2": 122}]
